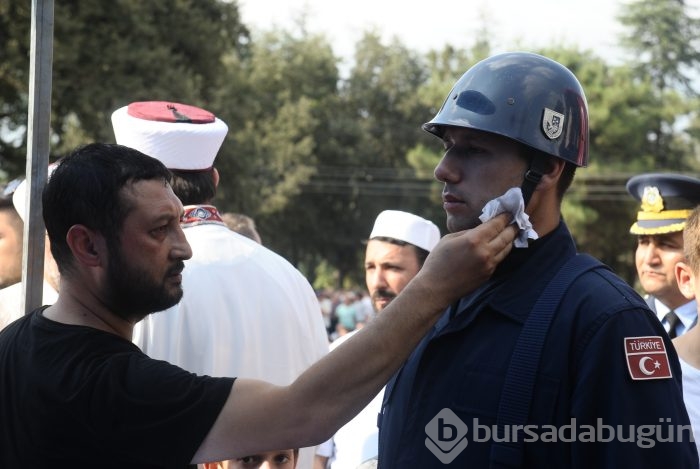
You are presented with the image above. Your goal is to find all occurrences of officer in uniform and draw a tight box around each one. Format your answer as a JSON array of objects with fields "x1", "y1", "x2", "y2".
[
  {"x1": 377, "y1": 52, "x2": 698, "y2": 467},
  {"x1": 627, "y1": 173, "x2": 700, "y2": 338}
]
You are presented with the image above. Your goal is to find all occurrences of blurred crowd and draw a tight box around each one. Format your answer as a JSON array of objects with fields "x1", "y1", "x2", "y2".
[{"x1": 315, "y1": 289, "x2": 375, "y2": 342}]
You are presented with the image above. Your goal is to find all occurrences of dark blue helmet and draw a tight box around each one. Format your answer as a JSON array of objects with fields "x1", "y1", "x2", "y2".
[{"x1": 423, "y1": 51, "x2": 589, "y2": 167}]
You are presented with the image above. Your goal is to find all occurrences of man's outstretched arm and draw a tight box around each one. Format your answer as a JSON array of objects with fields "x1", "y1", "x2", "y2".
[{"x1": 193, "y1": 214, "x2": 517, "y2": 463}]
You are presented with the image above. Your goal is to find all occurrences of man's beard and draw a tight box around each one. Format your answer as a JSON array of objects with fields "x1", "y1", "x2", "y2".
[
  {"x1": 104, "y1": 242, "x2": 184, "y2": 322},
  {"x1": 371, "y1": 289, "x2": 397, "y2": 312}
]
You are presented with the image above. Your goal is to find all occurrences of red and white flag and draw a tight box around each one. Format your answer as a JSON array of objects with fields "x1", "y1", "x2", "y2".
[{"x1": 624, "y1": 336, "x2": 672, "y2": 380}]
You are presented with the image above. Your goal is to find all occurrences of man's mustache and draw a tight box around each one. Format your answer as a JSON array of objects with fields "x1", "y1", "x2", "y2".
[
  {"x1": 372, "y1": 289, "x2": 396, "y2": 301},
  {"x1": 167, "y1": 261, "x2": 186, "y2": 276}
]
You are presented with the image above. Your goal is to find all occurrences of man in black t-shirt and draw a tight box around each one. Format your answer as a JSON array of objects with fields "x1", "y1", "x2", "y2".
[{"x1": 0, "y1": 142, "x2": 517, "y2": 467}]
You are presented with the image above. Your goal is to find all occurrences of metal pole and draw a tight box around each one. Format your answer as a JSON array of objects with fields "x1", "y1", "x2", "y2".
[{"x1": 22, "y1": 0, "x2": 54, "y2": 315}]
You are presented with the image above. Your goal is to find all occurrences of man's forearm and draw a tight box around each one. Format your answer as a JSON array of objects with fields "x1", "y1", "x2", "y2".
[{"x1": 194, "y1": 214, "x2": 516, "y2": 462}]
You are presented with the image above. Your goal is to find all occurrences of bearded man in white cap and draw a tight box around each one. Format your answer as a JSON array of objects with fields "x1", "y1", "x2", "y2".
[
  {"x1": 112, "y1": 101, "x2": 329, "y2": 469},
  {"x1": 315, "y1": 210, "x2": 440, "y2": 469}
]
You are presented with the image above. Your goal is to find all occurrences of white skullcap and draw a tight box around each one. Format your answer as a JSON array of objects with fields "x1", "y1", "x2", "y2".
[
  {"x1": 12, "y1": 164, "x2": 57, "y2": 223},
  {"x1": 111, "y1": 101, "x2": 228, "y2": 170},
  {"x1": 369, "y1": 210, "x2": 440, "y2": 252}
]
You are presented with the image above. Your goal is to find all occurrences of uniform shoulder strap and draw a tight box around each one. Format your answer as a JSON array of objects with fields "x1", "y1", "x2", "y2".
[{"x1": 489, "y1": 253, "x2": 606, "y2": 469}]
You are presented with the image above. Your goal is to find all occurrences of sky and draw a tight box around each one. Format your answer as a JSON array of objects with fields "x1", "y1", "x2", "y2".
[{"x1": 238, "y1": 0, "x2": 630, "y2": 67}]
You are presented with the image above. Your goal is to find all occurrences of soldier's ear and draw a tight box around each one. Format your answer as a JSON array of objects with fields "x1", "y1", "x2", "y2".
[
  {"x1": 675, "y1": 261, "x2": 696, "y2": 301},
  {"x1": 536, "y1": 157, "x2": 565, "y2": 192}
]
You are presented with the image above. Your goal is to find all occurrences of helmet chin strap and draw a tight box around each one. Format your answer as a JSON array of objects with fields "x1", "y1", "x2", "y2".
[{"x1": 520, "y1": 156, "x2": 548, "y2": 210}]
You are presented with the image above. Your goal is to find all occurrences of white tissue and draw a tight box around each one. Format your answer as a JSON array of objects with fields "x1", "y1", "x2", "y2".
[{"x1": 478, "y1": 187, "x2": 538, "y2": 248}]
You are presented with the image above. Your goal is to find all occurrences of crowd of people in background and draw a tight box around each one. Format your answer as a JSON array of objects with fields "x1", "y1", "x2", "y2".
[{"x1": 316, "y1": 289, "x2": 373, "y2": 342}]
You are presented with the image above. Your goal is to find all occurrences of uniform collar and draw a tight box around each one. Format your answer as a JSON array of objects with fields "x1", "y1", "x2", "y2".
[
  {"x1": 654, "y1": 298, "x2": 698, "y2": 331},
  {"x1": 449, "y1": 220, "x2": 577, "y2": 327}
]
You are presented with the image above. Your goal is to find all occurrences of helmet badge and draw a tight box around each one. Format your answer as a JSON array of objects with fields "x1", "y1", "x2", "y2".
[
  {"x1": 641, "y1": 186, "x2": 664, "y2": 213},
  {"x1": 542, "y1": 108, "x2": 565, "y2": 139}
]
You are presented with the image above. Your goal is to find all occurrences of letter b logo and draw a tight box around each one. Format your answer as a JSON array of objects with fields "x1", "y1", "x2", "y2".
[
  {"x1": 425, "y1": 408, "x2": 469, "y2": 464},
  {"x1": 439, "y1": 418, "x2": 458, "y2": 442}
]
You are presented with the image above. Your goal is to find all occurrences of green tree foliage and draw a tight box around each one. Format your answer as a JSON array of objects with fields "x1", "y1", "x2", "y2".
[
  {"x1": 55, "y1": 0, "x2": 249, "y2": 148},
  {"x1": 0, "y1": 0, "x2": 249, "y2": 173},
  {"x1": 4, "y1": 2, "x2": 700, "y2": 287},
  {"x1": 619, "y1": 0, "x2": 700, "y2": 94},
  {"x1": 214, "y1": 27, "x2": 337, "y2": 217},
  {"x1": 617, "y1": 0, "x2": 700, "y2": 168},
  {"x1": 345, "y1": 32, "x2": 429, "y2": 166},
  {"x1": 0, "y1": 1, "x2": 32, "y2": 175},
  {"x1": 211, "y1": 27, "x2": 344, "y2": 283},
  {"x1": 419, "y1": 46, "x2": 476, "y2": 119},
  {"x1": 225, "y1": 29, "x2": 446, "y2": 286},
  {"x1": 320, "y1": 32, "x2": 443, "y2": 285}
]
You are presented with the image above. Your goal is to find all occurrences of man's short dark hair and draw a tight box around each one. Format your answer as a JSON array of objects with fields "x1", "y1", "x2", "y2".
[
  {"x1": 169, "y1": 169, "x2": 216, "y2": 205},
  {"x1": 221, "y1": 212, "x2": 261, "y2": 243},
  {"x1": 43, "y1": 143, "x2": 172, "y2": 275}
]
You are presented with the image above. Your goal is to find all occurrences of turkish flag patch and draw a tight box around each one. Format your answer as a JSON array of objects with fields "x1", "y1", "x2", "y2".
[{"x1": 624, "y1": 336, "x2": 673, "y2": 380}]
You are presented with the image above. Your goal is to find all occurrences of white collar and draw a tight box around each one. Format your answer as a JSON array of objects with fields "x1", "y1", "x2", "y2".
[{"x1": 655, "y1": 298, "x2": 698, "y2": 329}]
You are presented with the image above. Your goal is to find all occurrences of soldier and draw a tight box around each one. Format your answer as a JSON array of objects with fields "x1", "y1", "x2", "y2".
[{"x1": 377, "y1": 52, "x2": 698, "y2": 468}]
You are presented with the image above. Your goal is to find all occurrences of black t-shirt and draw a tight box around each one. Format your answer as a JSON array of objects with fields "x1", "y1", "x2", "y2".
[{"x1": 0, "y1": 308, "x2": 235, "y2": 468}]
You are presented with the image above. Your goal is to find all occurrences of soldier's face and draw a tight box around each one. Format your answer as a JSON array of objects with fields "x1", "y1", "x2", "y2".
[
  {"x1": 434, "y1": 127, "x2": 528, "y2": 233},
  {"x1": 228, "y1": 449, "x2": 297, "y2": 468}
]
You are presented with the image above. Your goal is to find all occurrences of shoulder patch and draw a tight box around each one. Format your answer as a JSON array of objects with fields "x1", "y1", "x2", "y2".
[{"x1": 624, "y1": 336, "x2": 672, "y2": 380}]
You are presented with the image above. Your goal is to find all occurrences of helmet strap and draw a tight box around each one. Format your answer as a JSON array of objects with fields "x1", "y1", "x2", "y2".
[{"x1": 520, "y1": 156, "x2": 548, "y2": 209}]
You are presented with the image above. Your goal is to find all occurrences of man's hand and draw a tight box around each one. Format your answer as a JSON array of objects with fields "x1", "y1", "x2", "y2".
[
  {"x1": 413, "y1": 213, "x2": 517, "y2": 307},
  {"x1": 193, "y1": 214, "x2": 517, "y2": 464}
]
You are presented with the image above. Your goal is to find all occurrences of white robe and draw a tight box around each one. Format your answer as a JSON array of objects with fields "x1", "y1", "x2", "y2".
[
  {"x1": 0, "y1": 281, "x2": 58, "y2": 331},
  {"x1": 134, "y1": 222, "x2": 329, "y2": 468},
  {"x1": 318, "y1": 330, "x2": 383, "y2": 469}
]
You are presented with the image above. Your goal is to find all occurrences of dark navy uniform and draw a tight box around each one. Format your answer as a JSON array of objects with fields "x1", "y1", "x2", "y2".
[{"x1": 378, "y1": 221, "x2": 698, "y2": 468}]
